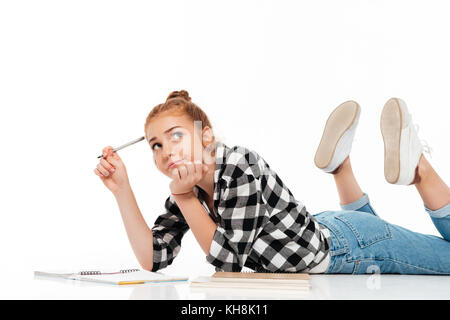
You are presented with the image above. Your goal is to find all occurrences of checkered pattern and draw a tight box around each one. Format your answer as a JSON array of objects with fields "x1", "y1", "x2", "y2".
[
  {"x1": 150, "y1": 141, "x2": 331, "y2": 273},
  {"x1": 150, "y1": 196, "x2": 190, "y2": 272}
]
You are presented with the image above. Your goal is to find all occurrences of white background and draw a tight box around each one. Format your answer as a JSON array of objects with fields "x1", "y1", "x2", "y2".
[{"x1": 0, "y1": 0, "x2": 449, "y2": 298}]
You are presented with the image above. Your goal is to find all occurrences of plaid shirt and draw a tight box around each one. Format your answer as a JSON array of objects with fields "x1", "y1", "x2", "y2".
[{"x1": 150, "y1": 141, "x2": 331, "y2": 273}]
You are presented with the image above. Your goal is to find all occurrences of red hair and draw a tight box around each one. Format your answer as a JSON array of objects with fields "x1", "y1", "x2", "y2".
[{"x1": 144, "y1": 90, "x2": 214, "y2": 142}]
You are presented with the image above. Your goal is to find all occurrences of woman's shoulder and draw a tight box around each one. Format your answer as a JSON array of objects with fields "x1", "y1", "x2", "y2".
[{"x1": 218, "y1": 142, "x2": 269, "y2": 183}]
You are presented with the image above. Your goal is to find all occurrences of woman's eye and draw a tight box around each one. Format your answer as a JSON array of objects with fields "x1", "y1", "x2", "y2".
[
  {"x1": 152, "y1": 143, "x2": 161, "y2": 151},
  {"x1": 172, "y1": 131, "x2": 183, "y2": 140}
]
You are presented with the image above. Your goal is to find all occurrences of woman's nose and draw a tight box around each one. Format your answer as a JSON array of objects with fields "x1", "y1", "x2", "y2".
[{"x1": 163, "y1": 146, "x2": 175, "y2": 159}]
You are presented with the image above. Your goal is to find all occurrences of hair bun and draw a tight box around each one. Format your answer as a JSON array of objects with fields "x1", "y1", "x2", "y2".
[{"x1": 166, "y1": 90, "x2": 191, "y2": 102}]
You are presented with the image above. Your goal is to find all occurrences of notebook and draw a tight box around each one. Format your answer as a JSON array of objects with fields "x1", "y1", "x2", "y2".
[
  {"x1": 34, "y1": 269, "x2": 188, "y2": 285},
  {"x1": 190, "y1": 271, "x2": 310, "y2": 290}
]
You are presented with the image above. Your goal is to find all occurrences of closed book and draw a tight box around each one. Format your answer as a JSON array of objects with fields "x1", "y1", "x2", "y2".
[{"x1": 190, "y1": 271, "x2": 310, "y2": 291}]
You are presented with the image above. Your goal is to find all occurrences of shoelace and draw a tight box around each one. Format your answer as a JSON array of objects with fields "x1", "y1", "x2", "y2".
[{"x1": 413, "y1": 123, "x2": 433, "y2": 158}]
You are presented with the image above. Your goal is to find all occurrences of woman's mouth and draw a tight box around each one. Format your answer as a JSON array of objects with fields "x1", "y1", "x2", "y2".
[{"x1": 168, "y1": 160, "x2": 183, "y2": 169}]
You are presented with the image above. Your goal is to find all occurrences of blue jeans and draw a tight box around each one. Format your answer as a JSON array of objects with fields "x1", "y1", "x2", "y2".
[{"x1": 314, "y1": 193, "x2": 450, "y2": 274}]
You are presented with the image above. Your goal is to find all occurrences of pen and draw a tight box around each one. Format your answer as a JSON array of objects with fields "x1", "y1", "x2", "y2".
[{"x1": 97, "y1": 136, "x2": 146, "y2": 159}]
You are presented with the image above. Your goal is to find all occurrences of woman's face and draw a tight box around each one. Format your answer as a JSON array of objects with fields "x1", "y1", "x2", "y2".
[{"x1": 146, "y1": 112, "x2": 211, "y2": 178}]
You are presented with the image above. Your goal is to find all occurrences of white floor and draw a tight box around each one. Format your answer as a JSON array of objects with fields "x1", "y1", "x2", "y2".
[{"x1": 3, "y1": 274, "x2": 449, "y2": 299}]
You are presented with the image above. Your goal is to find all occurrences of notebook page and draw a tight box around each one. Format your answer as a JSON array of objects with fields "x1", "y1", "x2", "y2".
[{"x1": 76, "y1": 270, "x2": 188, "y2": 284}]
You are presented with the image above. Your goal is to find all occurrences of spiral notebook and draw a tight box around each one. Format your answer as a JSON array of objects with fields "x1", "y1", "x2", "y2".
[
  {"x1": 34, "y1": 269, "x2": 188, "y2": 285},
  {"x1": 190, "y1": 271, "x2": 310, "y2": 290}
]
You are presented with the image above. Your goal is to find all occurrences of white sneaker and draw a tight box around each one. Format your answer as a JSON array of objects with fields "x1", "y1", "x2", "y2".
[
  {"x1": 380, "y1": 98, "x2": 423, "y2": 185},
  {"x1": 314, "y1": 100, "x2": 361, "y2": 173}
]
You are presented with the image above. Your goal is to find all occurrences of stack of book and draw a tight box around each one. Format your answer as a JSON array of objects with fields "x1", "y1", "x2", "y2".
[{"x1": 190, "y1": 271, "x2": 310, "y2": 291}]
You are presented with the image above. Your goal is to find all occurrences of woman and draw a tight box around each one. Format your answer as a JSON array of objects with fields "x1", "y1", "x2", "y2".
[{"x1": 93, "y1": 91, "x2": 450, "y2": 274}]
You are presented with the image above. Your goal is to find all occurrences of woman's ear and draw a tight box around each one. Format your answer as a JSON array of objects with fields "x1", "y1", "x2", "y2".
[
  {"x1": 202, "y1": 127, "x2": 216, "y2": 165},
  {"x1": 202, "y1": 127, "x2": 214, "y2": 148}
]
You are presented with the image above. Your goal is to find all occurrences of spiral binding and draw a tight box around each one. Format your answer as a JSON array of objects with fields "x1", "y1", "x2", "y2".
[
  {"x1": 79, "y1": 271, "x2": 102, "y2": 275},
  {"x1": 78, "y1": 269, "x2": 140, "y2": 275},
  {"x1": 120, "y1": 269, "x2": 140, "y2": 273}
]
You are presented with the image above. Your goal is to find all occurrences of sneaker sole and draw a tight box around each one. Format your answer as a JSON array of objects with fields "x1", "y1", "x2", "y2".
[
  {"x1": 380, "y1": 98, "x2": 402, "y2": 184},
  {"x1": 314, "y1": 100, "x2": 360, "y2": 169}
]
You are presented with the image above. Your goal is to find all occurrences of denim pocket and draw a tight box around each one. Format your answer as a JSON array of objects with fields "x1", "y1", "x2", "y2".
[
  {"x1": 334, "y1": 211, "x2": 392, "y2": 248},
  {"x1": 316, "y1": 212, "x2": 350, "y2": 256}
]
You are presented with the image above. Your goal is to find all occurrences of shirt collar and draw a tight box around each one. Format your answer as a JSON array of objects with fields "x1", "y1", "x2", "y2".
[
  {"x1": 213, "y1": 140, "x2": 228, "y2": 185},
  {"x1": 193, "y1": 140, "x2": 229, "y2": 211}
]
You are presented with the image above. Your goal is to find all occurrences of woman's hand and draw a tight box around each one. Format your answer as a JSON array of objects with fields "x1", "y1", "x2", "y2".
[
  {"x1": 93, "y1": 146, "x2": 131, "y2": 195},
  {"x1": 169, "y1": 160, "x2": 209, "y2": 194}
]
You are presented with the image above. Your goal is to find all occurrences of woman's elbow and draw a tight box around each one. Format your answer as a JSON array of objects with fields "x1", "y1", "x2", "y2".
[{"x1": 138, "y1": 259, "x2": 153, "y2": 271}]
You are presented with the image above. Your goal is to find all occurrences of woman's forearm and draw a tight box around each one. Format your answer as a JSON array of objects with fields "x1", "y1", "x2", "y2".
[
  {"x1": 113, "y1": 186, "x2": 154, "y2": 271},
  {"x1": 172, "y1": 192, "x2": 217, "y2": 255}
]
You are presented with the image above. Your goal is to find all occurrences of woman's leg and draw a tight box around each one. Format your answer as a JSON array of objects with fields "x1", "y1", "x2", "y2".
[
  {"x1": 331, "y1": 156, "x2": 364, "y2": 205},
  {"x1": 380, "y1": 97, "x2": 450, "y2": 240},
  {"x1": 330, "y1": 156, "x2": 378, "y2": 216},
  {"x1": 317, "y1": 210, "x2": 450, "y2": 274},
  {"x1": 413, "y1": 154, "x2": 450, "y2": 240},
  {"x1": 414, "y1": 154, "x2": 450, "y2": 211},
  {"x1": 314, "y1": 100, "x2": 364, "y2": 205}
]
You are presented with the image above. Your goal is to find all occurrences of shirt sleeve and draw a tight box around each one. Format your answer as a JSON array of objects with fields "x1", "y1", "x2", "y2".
[
  {"x1": 150, "y1": 196, "x2": 190, "y2": 272},
  {"x1": 206, "y1": 173, "x2": 266, "y2": 272}
]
